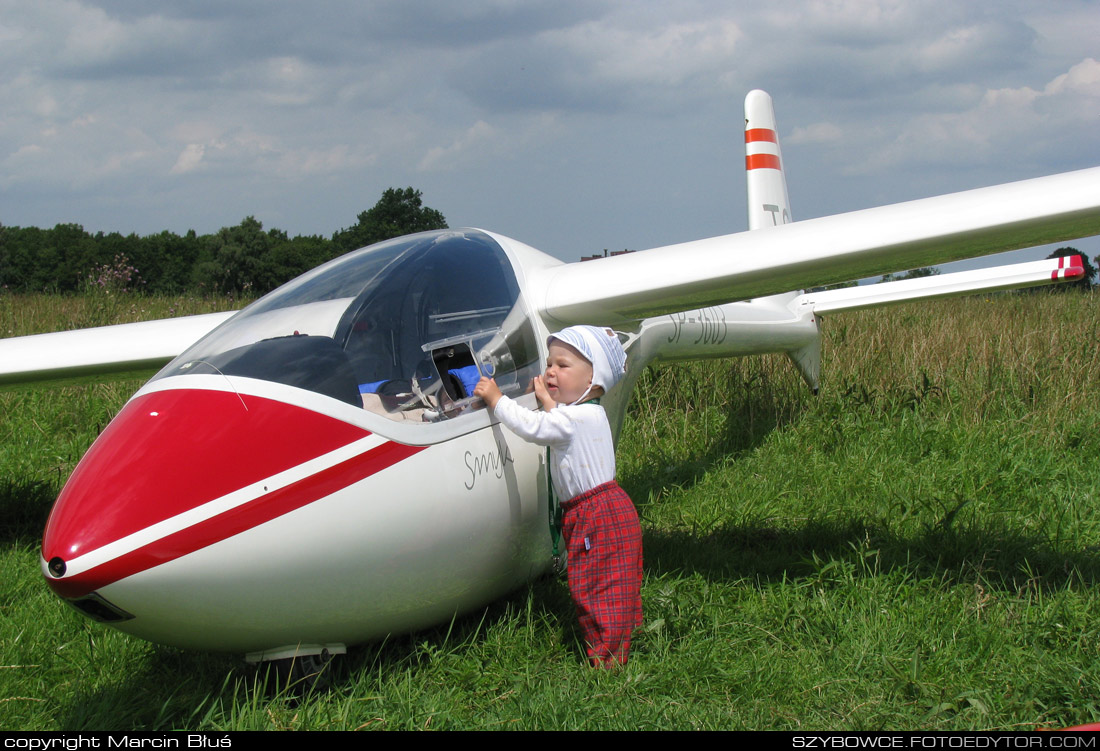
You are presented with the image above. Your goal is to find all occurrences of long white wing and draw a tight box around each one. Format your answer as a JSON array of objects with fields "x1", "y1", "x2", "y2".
[
  {"x1": 536, "y1": 167, "x2": 1100, "y2": 325},
  {"x1": 0, "y1": 311, "x2": 234, "y2": 387},
  {"x1": 795, "y1": 254, "x2": 1086, "y2": 315}
]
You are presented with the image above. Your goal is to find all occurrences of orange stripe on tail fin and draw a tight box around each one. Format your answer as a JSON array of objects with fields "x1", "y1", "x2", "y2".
[{"x1": 744, "y1": 90, "x2": 790, "y2": 229}]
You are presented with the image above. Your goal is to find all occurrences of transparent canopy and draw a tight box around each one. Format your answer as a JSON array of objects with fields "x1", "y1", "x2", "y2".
[{"x1": 155, "y1": 230, "x2": 542, "y2": 423}]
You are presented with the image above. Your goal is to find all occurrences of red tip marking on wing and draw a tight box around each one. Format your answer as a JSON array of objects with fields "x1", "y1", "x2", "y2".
[{"x1": 1051, "y1": 255, "x2": 1084, "y2": 280}]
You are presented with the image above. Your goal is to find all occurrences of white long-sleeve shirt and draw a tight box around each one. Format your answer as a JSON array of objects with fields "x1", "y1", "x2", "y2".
[{"x1": 492, "y1": 395, "x2": 616, "y2": 502}]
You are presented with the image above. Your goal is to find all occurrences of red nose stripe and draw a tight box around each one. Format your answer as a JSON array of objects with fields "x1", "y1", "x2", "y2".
[
  {"x1": 43, "y1": 390, "x2": 370, "y2": 570},
  {"x1": 48, "y1": 438, "x2": 422, "y2": 599}
]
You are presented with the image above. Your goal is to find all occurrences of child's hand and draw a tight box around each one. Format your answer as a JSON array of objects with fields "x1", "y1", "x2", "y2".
[
  {"x1": 474, "y1": 376, "x2": 502, "y2": 408},
  {"x1": 532, "y1": 375, "x2": 556, "y2": 412}
]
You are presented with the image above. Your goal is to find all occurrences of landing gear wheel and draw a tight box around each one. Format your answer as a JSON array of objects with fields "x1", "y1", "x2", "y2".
[
  {"x1": 265, "y1": 649, "x2": 336, "y2": 695},
  {"x1": 552, "y1": 554, "x2": 567, "y2": 577}
]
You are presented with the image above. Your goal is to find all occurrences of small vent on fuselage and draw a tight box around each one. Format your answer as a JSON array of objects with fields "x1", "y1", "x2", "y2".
[{"x1": 68, "y1": 592, "x2": 135, "y2": 623}]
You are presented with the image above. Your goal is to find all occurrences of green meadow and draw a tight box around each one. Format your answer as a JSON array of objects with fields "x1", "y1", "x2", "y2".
[{"x1": 1, "y1": 290, "x2": 1097, "y2": 731}]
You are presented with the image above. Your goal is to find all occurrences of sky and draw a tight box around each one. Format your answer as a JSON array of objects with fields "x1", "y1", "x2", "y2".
[{"x1": 2, "y1": 0, "x2": 1098, "y2": 273}]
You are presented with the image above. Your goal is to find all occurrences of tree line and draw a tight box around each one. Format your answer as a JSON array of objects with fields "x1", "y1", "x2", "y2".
[
  {"x1": 0, "y1": 188, "x2": 447, "y2": 297},
  {"x1": 3, "y1": 186, "x2": 1094, "y2": 298}
]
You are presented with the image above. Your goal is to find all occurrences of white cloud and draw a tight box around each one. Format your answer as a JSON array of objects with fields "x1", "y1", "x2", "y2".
[
  {"x1": 418, "y1": 121, "x2": 500, "y2": 171},
  {"x1": 274, "y1": 144, "x2": 376, "y2": 177},
  {"x1": 565, "y1": 19, "x2": 744, "y2": 88},
  {"x1": 788, "y1": 122, "x2": 844, "y2": 144},
  {"x1": 171, "y1": 144, "x2": 205, "y2": 175},
  {"x1": 10, "y1": 143, "x2": 45, "y2": 160},
  {"x1": 855, "y1": 57, "x2": 1100, "y2": 173},
  {"x1": 1044, "y1": 56, "x2": 1100, "y2": 97}
]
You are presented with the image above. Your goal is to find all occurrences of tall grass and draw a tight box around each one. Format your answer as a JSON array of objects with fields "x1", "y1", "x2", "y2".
[
  {"x1": 0, "y1": 290, "x2": 245, "y2": 338},
  {"x1": 1, "y1": 290, "x2": 1097, "y2": 730}
]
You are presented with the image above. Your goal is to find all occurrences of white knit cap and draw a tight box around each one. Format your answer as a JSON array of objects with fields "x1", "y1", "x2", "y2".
[{"x1": 547, "y1": 325, "x2": 627, "y2": 393}]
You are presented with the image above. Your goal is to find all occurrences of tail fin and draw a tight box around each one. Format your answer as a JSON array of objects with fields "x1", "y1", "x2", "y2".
[
  {"x1": 745, "y1": 89, "x2": 792, "y2": 230},
  {"x1": 745, "y1": 89, "x2": 820, "y2": 392}
]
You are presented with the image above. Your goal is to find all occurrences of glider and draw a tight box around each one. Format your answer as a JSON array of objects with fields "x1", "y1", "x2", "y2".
[{"x1": 2, "y1": 90, "x2": 1096, "y2": 667}]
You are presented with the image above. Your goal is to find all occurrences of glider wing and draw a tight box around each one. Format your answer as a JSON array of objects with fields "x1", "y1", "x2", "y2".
[
  {"x1": 537, "y1": 167, "x2": 1100, "y2": 325},
  {"x1": 795, "y1": 254, "x2": 1086, "y2": 315},
  {"x1": 0, "y1": 311, "x2": 234, "y2": 387}
]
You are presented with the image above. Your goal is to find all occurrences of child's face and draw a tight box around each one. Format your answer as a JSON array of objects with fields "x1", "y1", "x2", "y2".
[{"x1": 544, "y1": 341, "x2": 594, "y2": 405}]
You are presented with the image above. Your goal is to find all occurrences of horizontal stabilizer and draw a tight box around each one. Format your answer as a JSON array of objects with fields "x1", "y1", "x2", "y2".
[
  {"x1": 793, "y1": 255, "x2": 1085, "y2": 315},
  {"x1": 0, "y1": 311, "x2": 234, "y2": 387},
  {"x1": 539, "y1": 167, "x2": 1100, "y2": 324}
]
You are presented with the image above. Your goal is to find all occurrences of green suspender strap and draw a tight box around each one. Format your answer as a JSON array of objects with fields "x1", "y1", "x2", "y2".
[{"x1": 547, "y1": 447, "x2": 563, "y2": 570}]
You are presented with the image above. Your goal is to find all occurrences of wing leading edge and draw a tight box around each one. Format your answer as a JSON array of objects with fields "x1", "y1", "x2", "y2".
[
  {"x1": 0, "y1": 311, "x2": 234, "y2": 388},
  {"x1": 795, "y1": 255, "x2": 1085, "y2": 315},
  {"x1": 537, "y1": 167, "x2": 1100, "y2": 326}
]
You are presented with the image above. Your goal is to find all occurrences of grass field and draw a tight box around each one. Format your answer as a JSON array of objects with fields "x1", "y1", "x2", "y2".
[{"x1": 1, "y1": 291, "x2": 1097, "y2": 730}]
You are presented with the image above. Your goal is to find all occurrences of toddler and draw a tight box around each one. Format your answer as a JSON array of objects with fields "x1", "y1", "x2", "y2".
[{"x1": 474, "y1": 325, "x2": 642, "y2": 666}]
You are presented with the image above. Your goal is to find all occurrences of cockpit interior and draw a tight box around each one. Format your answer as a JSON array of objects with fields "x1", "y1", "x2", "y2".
[{"x1": 155, "y1": 230, "x2": 543, "y2": 427}]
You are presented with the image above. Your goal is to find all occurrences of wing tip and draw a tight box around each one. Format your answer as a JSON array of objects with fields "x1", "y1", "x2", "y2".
[{"x1": 1052, "y1": 254, "x2": 1085, "y2": 280}]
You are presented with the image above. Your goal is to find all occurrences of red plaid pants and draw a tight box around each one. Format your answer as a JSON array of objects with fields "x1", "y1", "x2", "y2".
[{"x1": 561, "y1": 481, "x2": 643, "y2": 667}]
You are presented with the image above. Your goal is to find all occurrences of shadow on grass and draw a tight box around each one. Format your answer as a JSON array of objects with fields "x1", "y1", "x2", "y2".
[
  {"x1": 644, "y1": 516, "x2": 1100, "y2": 593},
  {"x1": 619, "y1": 367, "x2": 812, "y2": 515},
  {"x1": 54, "y1": 649, "x2": 244, "y2": 730},
  {"x1": 50, "y1": 576, "x2": 580, "y2": 730},
  {"x1": 0, "y1": 479, "x2": 56, "y2": 545}
]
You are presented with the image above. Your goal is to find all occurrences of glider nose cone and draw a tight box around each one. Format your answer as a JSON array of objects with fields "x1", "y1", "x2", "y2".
[{"x1": 41, "y1": 387, "x2": 371, "y2": 602}]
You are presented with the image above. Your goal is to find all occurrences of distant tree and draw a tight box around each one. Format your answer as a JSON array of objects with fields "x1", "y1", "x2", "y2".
[
  {"x1": 135, "y1": 230, "x2": 203, "y2": 294},
  {"x1": 332, "y1": 187, "x2": 448, "y2": 252},
  {"x1": 0, "y1": 225, "x2": 47, "y2": 290},
  {"x1": 188, "y1": 218, "x2": 338, "y2": 295},
  {"x1": 3, "y1": 223, "x2": 100, "y2": 292},
  {"x1": 1044, "y1": 246, "x2": 1096, "y2": 291},
  {"x1": 255, "y1": 234, "x2": 334, "y2": 293},
  {"x1": 0, "y1": 222, "x2": 13, "y2": 289},
  {"x1": 879, "y1": 267, "x2": 940, "y2": 283},
  {"x1": 3, "y1": 187, "x2": 448, "y2": 293},
  {"x1": 192, "y1": 216, "x2": 275, "y2": 294},
  {"x1": 805, "y1": 279, "x2": 858, "y2": 292}
]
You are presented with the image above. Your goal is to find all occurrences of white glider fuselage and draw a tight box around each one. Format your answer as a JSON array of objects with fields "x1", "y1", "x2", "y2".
[{"x1": 46, "y1": 373, "x2": 551, "y2": 660}]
